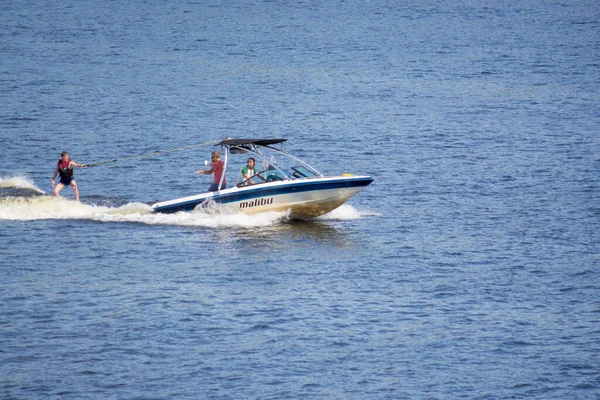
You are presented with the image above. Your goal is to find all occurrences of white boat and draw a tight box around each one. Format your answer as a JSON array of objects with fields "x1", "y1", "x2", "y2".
[{"x1": 152, "y1": 139, "x2": 373, "y2": 219}]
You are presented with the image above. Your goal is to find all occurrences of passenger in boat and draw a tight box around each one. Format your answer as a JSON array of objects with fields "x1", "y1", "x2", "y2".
[
  {"x1": 240, "y1": 157, "x2": 259, "y2": 185},
  {"x1": 195, "y1": 151, "x2": 226, "y2": 191},
  {"x1": 51, "y1": 151, "x2": 87, "y2": 201}
]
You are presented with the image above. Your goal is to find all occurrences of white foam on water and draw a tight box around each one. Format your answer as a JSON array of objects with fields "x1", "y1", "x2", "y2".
[
  {"x1": 317, "y1": 204, "x2": 381, "y2": 220},
  {"x1": 0, "y1": 176, "x2": 46, "y2": 194},
  {"x1": 0, "y1": 195, "x2": 113, "y2": 221},
  {"x1": 92, "y1": 201, "x2": 290, "y2": 228},
  {"x1": 0, "y1": 195, "x2": 290, "y2": 228}
]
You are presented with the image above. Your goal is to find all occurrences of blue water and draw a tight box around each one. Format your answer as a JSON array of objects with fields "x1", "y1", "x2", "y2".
[{"x1": 1, "y1": 0, "x2": 599, "y2": 398}]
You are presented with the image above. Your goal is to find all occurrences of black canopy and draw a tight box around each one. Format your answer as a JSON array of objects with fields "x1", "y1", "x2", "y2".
[{"x1": 217, "y1": 138, "x2": 287, "y2": 147}]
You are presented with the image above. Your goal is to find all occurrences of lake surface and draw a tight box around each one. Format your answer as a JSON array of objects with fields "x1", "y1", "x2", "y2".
[{"x1": 1, "y1": 0, "x2": 599, "y2": 398}]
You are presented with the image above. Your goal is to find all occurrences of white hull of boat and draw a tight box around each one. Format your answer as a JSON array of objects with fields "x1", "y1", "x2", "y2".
[{"x1": 152, "y1": 175, "x2": 372, "y2": 219}]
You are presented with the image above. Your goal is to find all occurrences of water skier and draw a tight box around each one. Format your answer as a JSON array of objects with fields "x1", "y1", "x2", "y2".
[{"x1": 52, "y1": 151, "x2": 87, "y2": 201}]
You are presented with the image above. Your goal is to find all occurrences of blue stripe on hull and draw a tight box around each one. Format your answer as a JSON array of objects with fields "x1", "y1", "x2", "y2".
[{"x1": 153, "y1": 177, "x2": 373, "y2": 214}]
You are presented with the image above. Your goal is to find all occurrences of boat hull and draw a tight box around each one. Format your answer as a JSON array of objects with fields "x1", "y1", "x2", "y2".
[{"x1": 152, "y1": 176, "x2": 373, "y2": 219}]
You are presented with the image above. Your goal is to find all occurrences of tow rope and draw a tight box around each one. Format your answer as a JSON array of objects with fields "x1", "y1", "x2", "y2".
[{"x1": 83, "y1": 140, "x2": 221, "y2": 168}]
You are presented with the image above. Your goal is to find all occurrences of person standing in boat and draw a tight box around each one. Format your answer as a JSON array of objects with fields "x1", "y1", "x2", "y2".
[
  {"x1": 195, "y1": 151, "x2": 226, "y2": 191},
  {"x1": 52, "y1": 151, "x2": 87, "y2": 201},
  {"x1": 240, "y1": 157, "x2": 259, "y2": 185}
]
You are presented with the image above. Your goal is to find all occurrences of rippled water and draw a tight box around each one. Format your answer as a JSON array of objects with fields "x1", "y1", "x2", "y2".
[{"x1": 1, "y1": 0, "x2": 599, "y2": 399}]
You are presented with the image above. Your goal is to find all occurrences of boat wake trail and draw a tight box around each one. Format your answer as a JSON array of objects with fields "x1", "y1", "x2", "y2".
[
  {"x1": 0, "y1": 176, "x2": 46, "y2": 196},
  {"x1": 0, "y1": 195, "x2": 292, "y2": 227}
]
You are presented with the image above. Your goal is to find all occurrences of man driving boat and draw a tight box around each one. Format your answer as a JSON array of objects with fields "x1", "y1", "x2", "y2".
[{"x1": 240, "y1": 157, "x2": 258, "y2": 185}]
